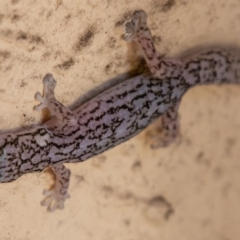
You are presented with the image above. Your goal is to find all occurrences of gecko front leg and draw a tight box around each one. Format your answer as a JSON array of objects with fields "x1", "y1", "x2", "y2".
[
  {"x1": 41, "y1": 163, "x2": 71, "y2": 212},
  {"x1": 124, "y1": 10, "x2": 182, "y2": 78},
  {"x1": 34, "y1": 74, "x2": 77, "y2": 130},
  {"x1": 150, "y1": 101, "x2": 181, "y2": 149},
  {"x1": 34, "y1": 74, "x2": 75, "y2": 211}
]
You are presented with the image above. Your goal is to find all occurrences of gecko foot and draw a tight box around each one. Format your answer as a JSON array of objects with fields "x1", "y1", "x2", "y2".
[
  {"x1": 33, "y1": 74, "x2": 77, "y2": 128},
  {"x1": 34, "y1": 74, "x2": 56, "y2": 112},
  {"x1": 124, "y1": 10, "x2": 148, "y2": 42},
  {"x1": 41, "y1": 189, "x2": 70, "y2": 212}
]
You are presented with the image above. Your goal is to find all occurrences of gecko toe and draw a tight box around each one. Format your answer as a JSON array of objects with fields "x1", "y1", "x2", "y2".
[
  {"x1": 133, "y1": 10, "x2": 147, "y2": 26},
  {"x1": 34, "y1": 92, "x2": 43, "y2": 102},
  {"x1": 43, "y1": 74, "x2": 57, "y2": 89},
  {"x1": 124, "y1": 10, "x2": 148, "y2": 42},
  {"x1": 41, "y1": 189, "x2": 70, "y2": 212},
  {"x1": 124, "y1": 20, "x2": 136, "y2": 41}
]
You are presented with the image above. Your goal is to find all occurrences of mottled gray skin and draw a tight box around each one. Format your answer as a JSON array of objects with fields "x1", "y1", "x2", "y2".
[{"x1": 0, "y1": 10, "x2": 240, "y2": 211}]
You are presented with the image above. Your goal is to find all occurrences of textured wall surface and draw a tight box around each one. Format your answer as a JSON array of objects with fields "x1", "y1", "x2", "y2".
[{"x1": 0, "y1": 0, "x2": 240, "y2": 239}]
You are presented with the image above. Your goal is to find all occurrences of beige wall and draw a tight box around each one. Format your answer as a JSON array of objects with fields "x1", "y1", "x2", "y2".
[{"x1": 0, "y1": 0, "x2": 240, "y2": 239}]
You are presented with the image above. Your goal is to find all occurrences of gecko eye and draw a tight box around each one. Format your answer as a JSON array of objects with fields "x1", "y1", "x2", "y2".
[{"x1": 0, "y1": 147, "x2": 3, "y2": 156}]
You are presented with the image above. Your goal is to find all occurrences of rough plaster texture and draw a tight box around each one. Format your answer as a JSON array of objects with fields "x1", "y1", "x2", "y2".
[{"x1": 0, "y1": 0, "x2": 240, "y2": 239}]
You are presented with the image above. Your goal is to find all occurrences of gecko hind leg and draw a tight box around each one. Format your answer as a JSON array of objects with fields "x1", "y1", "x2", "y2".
[
  {"x1": 150, "y1": 101, "x2": 181, "y2": 149},
  {"x1": 41, "y1": 163, "x2": 71, "y2": 212},
  {"x1": 124, "y1": 10, "x2": 182, "y2": 78},
  {"x1": 34, "y1": 74, "x2": 77, "y2": 129}
]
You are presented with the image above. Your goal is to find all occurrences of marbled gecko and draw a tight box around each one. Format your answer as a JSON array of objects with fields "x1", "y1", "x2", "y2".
[{"x1": 0, "y1": 10, "x2": 239, "y2": 212}]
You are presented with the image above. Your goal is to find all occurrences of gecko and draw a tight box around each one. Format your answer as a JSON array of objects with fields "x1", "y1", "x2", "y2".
[{"x1": 0, "y1": 10, "x2": 240, "y2": 212}]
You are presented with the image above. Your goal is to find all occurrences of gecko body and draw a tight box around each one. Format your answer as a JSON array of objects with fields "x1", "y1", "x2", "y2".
[{"x1": 0, "y1": 11, "x2": 240, "y2": 211}]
